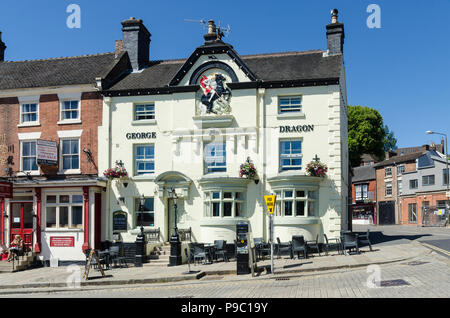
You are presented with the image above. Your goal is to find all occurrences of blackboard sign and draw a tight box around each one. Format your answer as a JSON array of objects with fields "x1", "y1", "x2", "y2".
[{"x1": 113, "y1": 211, "x2": 127, "y2": 232}]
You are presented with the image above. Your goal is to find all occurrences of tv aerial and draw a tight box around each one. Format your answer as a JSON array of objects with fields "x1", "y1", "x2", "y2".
[{"x1": 184, "y1": 18, "x2": 231, "y2": 39}]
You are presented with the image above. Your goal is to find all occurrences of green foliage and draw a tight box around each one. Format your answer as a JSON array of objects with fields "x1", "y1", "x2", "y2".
[
  {"x1": 348, "y1": 105, "x2": 386, "y2": 167},
  {"x1": 383, "y1": 124, "x2": 398, "y2": 152}
]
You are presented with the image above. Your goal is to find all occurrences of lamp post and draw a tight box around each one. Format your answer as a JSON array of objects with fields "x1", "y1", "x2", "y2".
[
  {"x1": 426, "y1": 131, "x2": 450, "y2": 219},
  {"x1": 135, "y1": 194, "x2": 146, "y2": 267},
  {"x1": 168, "y1": 188, "x2": 182, "y2": 266}
]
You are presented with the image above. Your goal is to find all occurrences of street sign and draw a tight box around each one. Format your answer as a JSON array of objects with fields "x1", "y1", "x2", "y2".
[{"x1": 264, "y1": 195, "x2": 276, "y2": 214}]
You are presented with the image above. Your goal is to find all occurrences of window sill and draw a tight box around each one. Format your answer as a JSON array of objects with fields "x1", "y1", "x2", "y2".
[
  {"x1": 200, "y1": 217, "x2": 248, "y2": 227},
  {"x1": 131, "y1": 119, "x2": 157, "y2": 126},
  {"x1": 276, "y1": 112, "x2": 305, "y2": 120},
  {"x1": 132, "y1": 174, "x2": 155, "y2": 181},
  {"x1": 17, "y1": 171, "x2": 40, "y2": 176},
  {"x1": 17, "y1": 122, "x2": 40, "y2": 128},
  {"x1": 58, "y1": 170, "x2": 82, "y2": 175},
  {"x1": 273, "y1": 217, "x2": 320, "y2": 225},
  {"x1": 57, "y1": 120, "x2": 82, "y2": 125}
]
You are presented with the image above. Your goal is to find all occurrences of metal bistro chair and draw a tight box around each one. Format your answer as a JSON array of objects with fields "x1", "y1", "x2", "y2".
[
  {"x1": 110, "y1": 245, "x2": 128, "y2": 268},
  {"x1": 323, "y1": 234, "x2": 342, "y2": 255},
  {"x1": 214, "y1": 240, "x2": 228, "y2": 262},
  {"x1": 291, "y1": 235, "x2": 307, "y2": 260},
  {"x1": 358, "y1": 229, "x2": 373, "y2": 251},
  {"x1": 192, "y1": 243, "x2": 207, "y2": 265},
  {"x1": 342, "y1": 232, "x2": 360, "y2": 255},
  {"x1": 306, "y1": 234, "x2": 321, "y2": 256},
  {"x1": 276, "y1": 237, "x2": 291, "y2": 259}
]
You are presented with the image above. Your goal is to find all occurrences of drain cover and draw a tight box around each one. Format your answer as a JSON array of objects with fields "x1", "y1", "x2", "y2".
[
  {"x1": 403, "y1": 261, "x2": 429, "y2": 266},
  {"x1": 380, "y1": 279, "x2": 410, "y2": 287},
  {"x1": 275, "y1": 277, "x2": 290, "y2": 281}
]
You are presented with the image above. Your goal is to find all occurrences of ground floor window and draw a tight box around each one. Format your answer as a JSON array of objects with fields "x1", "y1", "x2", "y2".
[
  {"x1": 134, "y1": 197, "x2": 154, "y2": 227},
  {"x1": 408, "y1": 203, "x2": 417, "y2": 223},
  {"x1": 274, "y1": 189, "x2": 317, "y2": 217},
  {"x1": 204, "y1": 191, "x2": 245, "y2": 218},
  {"x1": 45, "y1": 194, "x2": 83, "y2": 229}
]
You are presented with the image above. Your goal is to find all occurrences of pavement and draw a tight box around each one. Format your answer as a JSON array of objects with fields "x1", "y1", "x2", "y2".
[{"x1": 0, "y1": 239, "x2": 434, "y2": 295}]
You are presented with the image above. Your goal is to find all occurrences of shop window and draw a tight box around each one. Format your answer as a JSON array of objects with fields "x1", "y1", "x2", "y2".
[
  {"x1": 204, "y1": 141, "x2": 226, "y2": 173},
  {"x1": 279, "y1": 140, "x2": 302, "y2": 171},
  {"x1": 45, "y1": 194, "x2": 83, "y2": 229},
  {"x1": 134, "y1": 197, "x2": 154, "y2": 227},
  {"x1": 21, "y1": 141, "x2": 38, "y2": 172},
  {"x1": 134, "y1": 144, "x2": 155, "y2": 175},
  {"x1": 134, "y1": 103, "x2": 155, "y2": 121},
  {"x1": 20, "y1": 103, "x2": 39, "y2": 124},
  {"x1": 274, "y1": 189, "x2": 317, "y2": 217},
  {"x1": 408, "y1": 203, "x2": 417, "y2": 223},
  {"x1": 60, "y1": 100, "x2": 80, "y2": 121},
  {"x1": 204, "y1": 191, "x2": 244, "y2": 218},
  {"x1": 60, "y1": 138, "x2": 80, "y2": 172},
  {"x1": 278, "y1": 96, "x2": 302, "y2": 113},
  {"x1": 422, "y1": 175, "x2": 435, "y2": 186}
]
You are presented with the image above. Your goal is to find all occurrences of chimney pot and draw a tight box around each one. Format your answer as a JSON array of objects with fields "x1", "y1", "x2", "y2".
[
  {"x1": 331, "y1": 9, "x2": 338, "y2": 23},
  {"x1": 326, "y1": 9, "x2": 345, "y2": 55}
]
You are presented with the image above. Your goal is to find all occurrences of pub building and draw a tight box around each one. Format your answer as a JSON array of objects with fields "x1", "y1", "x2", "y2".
[
  {"x1": 0, "y1": 36, "x2": 115, "y2": 263},
  {"x1": 97, "y1": 10, "x2": 349, "y2": 258}
]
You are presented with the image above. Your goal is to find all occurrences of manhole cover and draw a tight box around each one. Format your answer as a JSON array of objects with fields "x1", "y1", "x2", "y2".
[
  {"x1": 403, "y1": 261, "x2": 429, "y2": 266},
  {"x1": 380, "y1": 279, "x2": 410, "y2": 287}
]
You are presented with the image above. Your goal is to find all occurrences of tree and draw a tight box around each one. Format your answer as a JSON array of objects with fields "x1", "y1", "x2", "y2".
[
  {"x1": 383, "y1": 124, "x2": 398, "y2": 152},
  {"x1": 348, "y1": 105, "x2": 386, "y2": 167}
]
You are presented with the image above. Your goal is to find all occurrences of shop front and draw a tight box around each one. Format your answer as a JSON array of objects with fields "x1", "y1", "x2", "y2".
[{"x1": 351, "y1": 203, "x2": 376, "y2": 225}]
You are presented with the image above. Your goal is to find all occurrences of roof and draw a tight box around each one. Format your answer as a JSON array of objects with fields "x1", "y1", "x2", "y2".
[
  {"x1": 352, "y1": 165, "x2": 375, "y2": 183},
  {"x1": 104, "y1": 50, "x2": 343, "y2": 92},
  {"x1": 374, "y1": 151, "x2": 423, "y2": 168},
  {"x1": 0, "y1": 53, "x2": 117, "y2": 90}
]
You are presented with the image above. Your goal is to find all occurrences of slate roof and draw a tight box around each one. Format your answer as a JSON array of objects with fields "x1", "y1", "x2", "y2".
[
  {"x1": 373, "y1": 151, "x2": 423, "y2": 168},
  {"x1": 352, "y1": 165, "x2": 376, "y2": 183},
  {"x1": 0, "y1": 52, "x2": 117, "y2": 90},
  {"x1": 105, "y1": 50, "x2": 343, "y2": 91}
]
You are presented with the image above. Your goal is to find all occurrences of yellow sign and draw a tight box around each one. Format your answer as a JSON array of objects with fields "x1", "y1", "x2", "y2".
[{"x1": 264, "y1": 195, "x2": 276, "y2": 214}]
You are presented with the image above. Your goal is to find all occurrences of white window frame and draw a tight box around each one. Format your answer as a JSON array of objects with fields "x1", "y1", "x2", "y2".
[
  {"x1": 20, "y1": 140, "x2": 39, "y2": 174},
  {"x1": 59, "y1": 100, "x2": 81, "y2": 124},
  {"x1": 355, "y1": 184, "x2": 369, "y2": 201},
  {"x1": 45, "y1": 193, "x2": 84, "y2": 230},
  {"x1": 385, "y1": 181, "x2": 392, "y2": 197},
  {"x1": 134, "y1": 103, "x2": 155, "y2": 121},
  {"x1": 274, "y1": 189, "x2": 317, "y2": 217},
  {"x1": 204, "y1": 191, "x2": 245, "y2": 218},
  {"x1": 204, "y1": 141, "x2": 227, "y2": 174},
  {"x1": 397, "y1": 165, "x2": 405, "y2": 175},
  {"x1": 279, "y1": 139, "x2": 303, "y2": 172},
  {"x1": 134, "y1": 144, "x2": 155, "y2": 176},
  {"x1": 59, "y1": 138, "x2": 81, "y2": 174},
  {"x1": 278, "y1": 95, "x2": 302, "y2": 114},
  {"x1": 385, "y1": 167, "x2": 392, "y2": 177},
  {"x1": 18, "y1": 102, "x2": 40, "y2": 126}
]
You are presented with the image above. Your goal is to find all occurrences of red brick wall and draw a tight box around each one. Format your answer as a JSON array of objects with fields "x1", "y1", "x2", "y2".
[
  {"x1": 401, "y1": 193, "x2": 448, "y2": 225},
  {"x1": 0, "y1": 91, "x2": 102, "y2": 177},
  {"x1": 351, "y1": 180, "x2": 376, "y2": 204}
]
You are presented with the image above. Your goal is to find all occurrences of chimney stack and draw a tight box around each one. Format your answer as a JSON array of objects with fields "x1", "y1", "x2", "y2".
[
  {"x1": 326, "y1": 9, "x2": 345, "y2": 55},
  {"x1": 203, "y1": 20, "x2": 222, "y2": 45},
  {"x1": 422, "y1": 144, "x2": 430, "y2": 152},
  {"x1": 121, "y1": 17, "x2": 151, "y2": 71},
  {"x1": 0, "y1": 32, "x2": 6, "y2": 62},
  {"x1": 115, "y1": 40, "x2": 123, "y2": 58}
]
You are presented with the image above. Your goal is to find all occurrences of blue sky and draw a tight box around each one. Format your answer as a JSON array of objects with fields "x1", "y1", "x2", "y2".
[{"x1": 0, "y1": 0, "x2": 449, "y2": 149}]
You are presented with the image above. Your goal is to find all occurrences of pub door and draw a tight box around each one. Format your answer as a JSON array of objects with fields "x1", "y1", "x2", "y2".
[{"x1": 10, "y1": 202, "x2": 34, "y2": 250}]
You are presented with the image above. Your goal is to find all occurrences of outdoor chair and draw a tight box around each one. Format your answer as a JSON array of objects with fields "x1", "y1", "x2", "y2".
[
  {"x1": 214, "y1": 240, "x2": 228, "y2": 262},
  {"x1": 323, "y1": 234, "x2": 341, "y2": 255},
  {"x1": 276, "y1": 237, "x2": 291, "y2": 259},
  {"x1": 291, "y1": 235, "x2": 307, "y2": 260},
  {"x1": 254, "y1": 238, "x2": 270, "y2": 260},
  {"x1": 306, "y1": 234, "x2": 321, "y2": 256},
  {"x1": 342, "y1": 232, "x2": 360, "y2": 255},
  {"x1": 358, "y1": 229, "x2": 373, "y2": 251},
  {"x1": 110, "y1": 245, "x2": 128, "y2": 268},
  {"x1": 192, "y1": 243, "x2": 207, "y2": 265}
]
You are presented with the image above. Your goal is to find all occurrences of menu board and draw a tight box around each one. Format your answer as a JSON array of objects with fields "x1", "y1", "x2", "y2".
[{"x1": 113, "y1": 211, "x2": 127, "y2": 232}]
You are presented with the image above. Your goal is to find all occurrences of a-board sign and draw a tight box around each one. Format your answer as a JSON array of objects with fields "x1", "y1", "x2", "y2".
[
  {"x1": 264, "y1": 195, "x2": 276, "y2": 214},
  {"x1": 113, "y1": 211, "x2": 127, "y2": 232}
]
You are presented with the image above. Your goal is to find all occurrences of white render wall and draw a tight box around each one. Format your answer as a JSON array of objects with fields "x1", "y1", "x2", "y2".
[{"x1": 98, "y1": 68, "x2": 348, "y2": 245}]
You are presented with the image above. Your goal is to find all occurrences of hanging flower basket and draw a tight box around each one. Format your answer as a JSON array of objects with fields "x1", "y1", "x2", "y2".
[
  {"x1": 239, "y1": 157, "x2": 259, "y2": 183},
  {"x1": 103, "y1": 166, "x2": 128, "y2": 180},
  {"x1": 306, "y1": 160, "x2": 328, "y2": 178}
]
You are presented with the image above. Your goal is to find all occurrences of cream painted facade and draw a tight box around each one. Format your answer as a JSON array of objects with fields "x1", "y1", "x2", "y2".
[{"x1": 98, "y1": 53, "x2": 349, "y2": 246}]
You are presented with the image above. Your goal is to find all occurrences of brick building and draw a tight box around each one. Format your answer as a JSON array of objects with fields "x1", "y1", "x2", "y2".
[
  {"x1": 350, "y1": 165, "x2": 376, "y2": 224},
  {"x1": 0, "y1": 36, "x2": 116, "y2": 262}
]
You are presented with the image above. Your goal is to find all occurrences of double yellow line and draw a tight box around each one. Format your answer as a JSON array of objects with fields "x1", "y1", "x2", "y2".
[{"x1": 421, "y1": 242, "x2": 450, "y2": 257}]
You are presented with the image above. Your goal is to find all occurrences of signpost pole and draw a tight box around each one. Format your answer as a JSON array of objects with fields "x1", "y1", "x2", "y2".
[
  {"x1": 264, "y1": 194, "x2": 276, "y2": 275},
  {"x1": 270, "y1": 213, "x2": 274, "y2": 274}
]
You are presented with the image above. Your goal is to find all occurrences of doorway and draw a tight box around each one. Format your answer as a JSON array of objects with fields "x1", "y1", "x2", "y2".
[{"x1": 10, "y1": 202, "x2": 34, "y2": 249}]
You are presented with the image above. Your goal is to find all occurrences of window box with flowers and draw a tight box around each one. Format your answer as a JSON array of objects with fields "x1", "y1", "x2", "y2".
[
  {"x1": 306, "y1": 160, "x2": 328, "y2": 178},
  {"x1": 239, "y1": 157, "x2": 259, "y2": 184}
]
